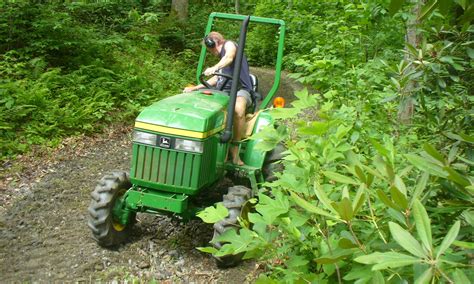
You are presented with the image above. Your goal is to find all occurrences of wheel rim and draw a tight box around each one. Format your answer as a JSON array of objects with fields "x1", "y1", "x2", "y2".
[
  {"x1": 112, "y1": 220, "x2": 126, "y2": 232},
  {"x1": 240, "y1": 200, "x2": 253, "y2": 227},
  {"x1": 111, "y1": 189, "x2": 127, "y2": 232}
]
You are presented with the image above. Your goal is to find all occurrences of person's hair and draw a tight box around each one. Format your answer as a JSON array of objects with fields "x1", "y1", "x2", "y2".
[{"x1": 205, "y1": 31, "x2": 224, "y2": 45}]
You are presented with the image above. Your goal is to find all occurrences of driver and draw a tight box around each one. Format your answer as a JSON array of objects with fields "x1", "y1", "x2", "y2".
[{"x1": 183, "y1": 31, "x2": 253, "y2": 166}]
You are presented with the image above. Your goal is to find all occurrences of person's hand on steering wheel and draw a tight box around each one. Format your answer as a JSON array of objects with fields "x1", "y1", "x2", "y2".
[
  {"x1": 199, "y1": 72, "x2": 233, "y2": 91},
  {"x1": 204, "y1": 66, "x2": 218, "y2": 76}
]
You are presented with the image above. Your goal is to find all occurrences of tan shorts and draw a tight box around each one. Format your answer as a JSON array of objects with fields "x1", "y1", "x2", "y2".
[{"x1": 237, "y1": 89, "x2": 252, "y2": 106}]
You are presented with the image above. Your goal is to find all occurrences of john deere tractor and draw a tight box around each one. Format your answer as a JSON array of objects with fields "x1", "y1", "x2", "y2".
[{"x1": 87, "y1": 13, "x2": 286, "y2": 267}]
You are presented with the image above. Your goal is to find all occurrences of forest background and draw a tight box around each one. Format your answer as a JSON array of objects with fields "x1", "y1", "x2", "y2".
[{"x1": 1, "y1": 0, "x2": 473, "y2": 283}]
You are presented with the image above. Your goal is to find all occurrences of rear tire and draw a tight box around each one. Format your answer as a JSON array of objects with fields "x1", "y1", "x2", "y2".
[
  {"x1": 262, "y1": 143, "x2": 285, "y2": 182},
  {"x1": 212, "y1": 185, "x2": 252, "y2": 268},
  {"x1": 87, "y1": 171, "x2": 135, "y2": 247}
]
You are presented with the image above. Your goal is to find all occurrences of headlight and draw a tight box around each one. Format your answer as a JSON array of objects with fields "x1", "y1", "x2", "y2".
[
  {"x1": 175, "y1": 138, "x2": 203, "y2": 153},
  {"x1": 133, "y1": 131, "x2": 157, "y2": 146}
]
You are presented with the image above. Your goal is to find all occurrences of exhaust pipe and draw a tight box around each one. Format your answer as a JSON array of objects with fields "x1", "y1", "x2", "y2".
[{"x1": 220, "y1": 15, "x2": 250, "y2": 143}]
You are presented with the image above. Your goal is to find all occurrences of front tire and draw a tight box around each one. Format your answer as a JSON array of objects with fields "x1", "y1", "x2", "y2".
[
  {"x1": 87, "y1": 171, "x2": 135, "y2": 247},
  {"x1": 212, "y1": 185, "x2": 252, "y2": 268}
]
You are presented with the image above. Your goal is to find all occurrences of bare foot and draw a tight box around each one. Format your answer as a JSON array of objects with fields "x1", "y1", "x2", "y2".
[
  {"x1": 232, "y1": 156, "x2": 244, "y2": 166},
  {"x1": 230, "y1": 145, "x2": 245, "y2": 166}
]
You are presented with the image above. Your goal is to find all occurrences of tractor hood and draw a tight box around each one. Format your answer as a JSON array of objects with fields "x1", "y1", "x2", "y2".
[{"x1": 134, "y1": 91, "x2": 229, "y2": 139}]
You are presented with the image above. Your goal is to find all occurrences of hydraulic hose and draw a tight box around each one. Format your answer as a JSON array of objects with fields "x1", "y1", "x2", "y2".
[{"x1": 220, "y1": 15, "x2": 250, "y2": 143}]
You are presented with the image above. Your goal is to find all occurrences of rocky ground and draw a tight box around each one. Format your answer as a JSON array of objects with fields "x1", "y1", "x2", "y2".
[{"x1": 0, "y1": 69, "x2": 302, "y2": 282}]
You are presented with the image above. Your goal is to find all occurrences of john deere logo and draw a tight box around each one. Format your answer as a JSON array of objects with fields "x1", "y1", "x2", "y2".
[{"x1": 159, "y1": 137, "x2": 171, "y2": 148}]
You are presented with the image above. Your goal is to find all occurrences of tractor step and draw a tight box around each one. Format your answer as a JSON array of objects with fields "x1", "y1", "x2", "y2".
[
  {"x1": 126, "y1": 188, "x2": 188, "y2": 214},
  {"x1": 224, "y1": 163, "x2": 264, "y2": 193}
]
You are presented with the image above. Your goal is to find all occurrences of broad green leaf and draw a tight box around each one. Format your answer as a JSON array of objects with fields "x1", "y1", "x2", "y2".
[
  {"x1": 389, "y1": 222, "x2": 427, "y2": 258},
  {"x1": 354, "y1": 252, "x2": 384, "y2": 264},
  {"x1": 445, "y1": 132, "x2": 474, "y2": 144},
  {"x1": 385, "y1": 162, "x2": 395, "y2": 181},
  {"x1": 354, "y1": 165, "x2": 366, "y2": 183},
  {"x1": 253, "y1": 127, "x2": 285, "y2": 151},
  {"x1": 444, "y1": 166, "x2": 471, "y2": 187},
  {"x1": 399, "y1": 165, "x2": 413, "y2": 178},
  {"x1": 196, "y1": 246, "x2": 218, "y2": 254},
  {"x1": 388, "y1": 208, "x2": 407, "y2": 226},
  {"x1": 355, "y1": 252, "x2": 421, "y2": 270},
  {"x1": 390, "y1": 186, "x2": 408, "y2": 210},
  {"x1": 361, "y1": 164, "x2": 384, "y2": 180},
  {"x1": 342, "y1": 187, "x2": 350, "y2": 199},
  {"x1": 256, "y1": 192, "x2": 289, "y2": 224},
  {"x1": 212, "y1": 227, "x2": 254, "y2": 255},
  {"x1": 413, "y1": 200, "x2": 432, "y2": 254},
  {"x1": 405, "y1": 154, "x2": 448, "y2": 178},
  {"x1": 406, "y1": 43, "x2": 418, "y2": 57},
  {"x1": 314, "y1": 248, "x2": 357, "y2": 264},
  {"x1": 366, "y1": 171, "x2": 375, "y2": 187},
  {"x1": 436, "y1": 221, "x2": 460, "y2": 259},
  {"x1": 269, "y1": 107, "x2": 300, "y2": 120},
  {"x1": 336, "y1": 197, "x2": 354, "y2": 222},
  {"x1": 377, "y1": 189, "x2": 400, "y2": 210},
  {"x1": 374, "y1": 156, "x2": 388, "y2": 178},
  {"x1": 452, "y1": 240, "x2": 474, "y2": 249},
  {"x1": 352, "y1": 185, "x2": 366, "y2": 215},
  {"x1": 393, "y1": 175, "x2": 407, "y2": 196},
  {"x1": 461, "y1": 210, "x2": 474, "y2": 227},
  {"x1": 370, "y1": 139, "x2": 390, "y2": 159},
  {"x1": 452, "y1": 269, "x2": 471, "y2": 283},
  {"x1": 287, "y1": 254, "x2": 309, "y2": 268},
  {"x1": 411, "y1": 172, "x2": 429, "y2": 207},
  {"x1": 448, "y1": 143, "x2": 459, "y2": 164},
  {"x1": 323, "y1": 171, "x2": 358, "y2": 185},
  {"x1": 335, "y1": 124, "x2": 352, "y2": 140},
  {"x1": 338, "y1": 238, "x2": 357, "y2": 249},
  {"x1": 290, "y1": 191, "x2": 340, "y2": 221},
  {"x1": 423, "y1": 143, "x2": 445, "y2": 164},
  {"x1": 298, "y1": 121, "x2": 331, "y2": 136},
  {"x1": 343, "y1": 266, "x2": 372, "y2": 280},
  {"x1": 468, "y1": 47, "x2": 474, "y2": 59},
  {"x1": 372, "y1": 257, "x2": 421, "y2": 270},
  {"x1": 314, "y1": 182, "x2": 338, "y2": 215},
  {"x1": 197, "y1": 203, "x2": 229, "y2": 223},
  {"x1": 414, "y1": 267, "x2": 433, "y2": 284},
  {"x1": 371, "y1": 271, "x2": 385, "y2": 284}
]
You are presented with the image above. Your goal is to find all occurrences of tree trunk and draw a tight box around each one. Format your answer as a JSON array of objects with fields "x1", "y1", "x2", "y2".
[
  {"x1": 171, "y1": 0, "x2": 188, "y2": 22},
  {"x1": 235, "y1": 0, "x2": 240, "y2": 14},
  {"x1": 398, "y1": 0, "x2": 423, "y2": 124}
]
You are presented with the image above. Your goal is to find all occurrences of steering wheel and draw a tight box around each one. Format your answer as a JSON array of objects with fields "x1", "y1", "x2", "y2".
[{"x1": 199, "y1": 72, "x2": 233, "y2": 91}]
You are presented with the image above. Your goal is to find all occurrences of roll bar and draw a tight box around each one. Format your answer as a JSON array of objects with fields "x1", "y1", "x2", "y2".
[
  {"x1": 220, "y1": 15, "x2": 250, "y2": 143},
  {"x1": 196, "y1": 12, "x2": 286, "y2": 111}
]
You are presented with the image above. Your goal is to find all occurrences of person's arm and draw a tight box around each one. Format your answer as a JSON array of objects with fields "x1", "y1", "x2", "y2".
[
  {"x1": 204, "y1": 42, "x2": 237, "y2": 75},
  {"x1": 183, "y1": 76, "x2": 218, "y2": 92}
]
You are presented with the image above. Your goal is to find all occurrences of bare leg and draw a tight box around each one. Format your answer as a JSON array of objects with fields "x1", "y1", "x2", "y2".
[{"x1": 230, "y1": 97, "x2": 247, "y2": 166}]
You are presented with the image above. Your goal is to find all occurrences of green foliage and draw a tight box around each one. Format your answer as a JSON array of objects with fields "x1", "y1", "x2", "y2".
[
  {"x1": 198, "y1": 91, "x2": 474, "y2": 282},
  {"x1": 0, "y1": 1, "x2": 196, "y2": 160},
  {"x1": 196, "y1": 203, "x2": 229, "y2": 223},
  {"x1": 2, "y1": 1, "x2": 473, "y2": 281}
]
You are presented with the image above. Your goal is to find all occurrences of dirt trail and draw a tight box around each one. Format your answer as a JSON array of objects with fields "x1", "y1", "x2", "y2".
[{"x1": 0, "y1": 69, "x2": 303, "y2": 282}]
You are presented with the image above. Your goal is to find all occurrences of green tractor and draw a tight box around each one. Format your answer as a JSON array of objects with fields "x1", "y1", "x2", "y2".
[{"x1": 87, "y1": 13, "x2": 286, "y2": 267}]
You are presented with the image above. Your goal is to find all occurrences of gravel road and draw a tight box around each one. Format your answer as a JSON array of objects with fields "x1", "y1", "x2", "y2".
[{"x1": 0, "y1": 69, "x2": 302, "y2": 282}]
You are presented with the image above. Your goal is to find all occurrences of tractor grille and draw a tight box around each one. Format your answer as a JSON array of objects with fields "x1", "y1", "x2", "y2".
[{"x1": 131, "y1": 143, "x2": 212, "y2": 191}]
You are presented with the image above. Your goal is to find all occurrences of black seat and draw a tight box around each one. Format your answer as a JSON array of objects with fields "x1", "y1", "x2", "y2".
[
  {"x1": 249, "y1": 74, "x2": 259, "y2": 93},
  {"x1": 248, "y1": 74, "x2": 262, "y2": 113}
]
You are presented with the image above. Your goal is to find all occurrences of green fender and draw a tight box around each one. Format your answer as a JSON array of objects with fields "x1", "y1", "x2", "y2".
[{"x1": 242, "y1": 110, "x2": 274, "y2": 168}]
